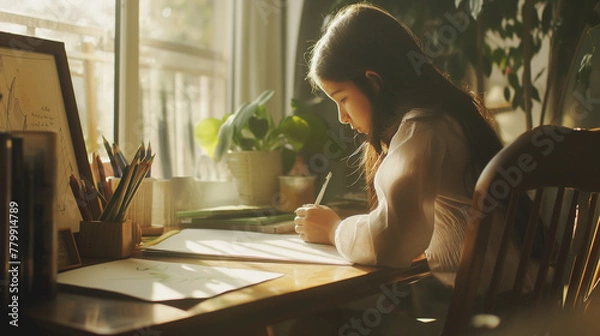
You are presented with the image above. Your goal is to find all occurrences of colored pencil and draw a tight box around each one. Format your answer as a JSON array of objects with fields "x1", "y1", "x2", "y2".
[
  {"x1": 69, "y1": 174, "x2": 92, "y2": 221},
  {"x1": 102, "y1": 135, "x2": 121, "y2": 177}
]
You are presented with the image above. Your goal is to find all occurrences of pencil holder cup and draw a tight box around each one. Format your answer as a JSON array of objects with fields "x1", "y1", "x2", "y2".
[{"x1": 78, "y1": 220, "x2": 133, "y2": 259}]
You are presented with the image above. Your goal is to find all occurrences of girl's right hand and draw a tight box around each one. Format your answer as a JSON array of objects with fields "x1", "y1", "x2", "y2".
[{"x1": 293, "y1": 204, "x2": 342, "y2": 245}]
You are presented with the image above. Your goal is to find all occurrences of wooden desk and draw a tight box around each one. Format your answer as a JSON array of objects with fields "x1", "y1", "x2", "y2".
[{"x1": 23, "y1": 255, "x2": 429, "y2": 336}]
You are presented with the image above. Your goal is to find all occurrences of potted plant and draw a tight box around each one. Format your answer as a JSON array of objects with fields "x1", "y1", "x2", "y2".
[{"x1": 194, "y1": 89, "x2": 320, "y2": 206}]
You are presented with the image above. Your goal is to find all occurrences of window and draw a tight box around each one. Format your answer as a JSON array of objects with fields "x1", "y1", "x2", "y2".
[
  {"x1": 0, "y1": 0, "x2": 232, "y2": 179},
  {"x1": 0, "y1": 0, "x2": 117, "y2": 153},
  {"x1": 137, "y1": 0, "x2": 231, "y2": 178}
]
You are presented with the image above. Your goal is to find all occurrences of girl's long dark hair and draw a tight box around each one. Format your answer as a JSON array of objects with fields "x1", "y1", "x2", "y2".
[{"x1": 308, "y1": 3, "x2": 503, "y2": 208}]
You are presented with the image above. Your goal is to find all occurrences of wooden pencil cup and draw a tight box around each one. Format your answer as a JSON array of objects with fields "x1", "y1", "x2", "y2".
[{"x1": 78, "y1": 220, "x2": 133, "y2": 259}]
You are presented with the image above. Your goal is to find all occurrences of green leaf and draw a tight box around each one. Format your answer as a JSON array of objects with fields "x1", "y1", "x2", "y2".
[
  {"x1": 194, "y1": 117, "x2": 223, "y2": 159},
  {"x1": 279, "y1": 115, "x2": 311, "y2": 152},
  {"x1": 505, "y1": 24, "x2": 514, "y2": 39},
  {"x1": 492, "y1": 48, "x2": 506, "y2": 65},
  {"x1": 508, "y1": 72, "x2": 520, "y2": 89},
  {"x1": 232, "y1": 101, "x2": 258, "y2": 133},
  {"x1": 504, "y1": 86, "x2": 511, "y2": 102},
  {"x1": 298, "y1": 113, "x2": 330, "y2": 153},
  {"x1": 231, "y1": 90, "x2": 274, "y2": 133},
  {"x1": 291, "y1": 98, "x2": 299, "y2": 112},
  {"x1": 248, "y1": 116, "x2": 269, "y2": 140},
  {"x1": 254, "y1": 104, "x2": 269, "y2": 119},
  {"x1": 534, "y1": 68, "x2": 546, "y2": 83},
  {"x1": 512, "y1": 89, "x2": 524, "y2": 110},
  {"x1": 541, "y1": 3, "x2": 553, "y2": 33},
  {"x1": 214, "y1": 114, "x2": 236, "y2": 161},
  {"x1": 238, "y1": 137, "x2": 257, "y2": 150},
  {"x1": 531, "y1": 4, "x2": 540, "y2": 28},
  {"x1": 512, "y1": 56, "x2": 523, "y2": 73},
  {"x1": 255, "y1": 89, "x2": 275, "y2": 106},
  {"x1": 532, "y1": 86, "x2": 541, "y2": 102},
  {"x1": 500, "y1": 57, "x2": 508, "y2": 72},
  {"x1": 514, "y1": 21, "x2": 524, "y2": 37},
  {"x1": 505, "y1": 0, "x2": 519, "y2": 18}
]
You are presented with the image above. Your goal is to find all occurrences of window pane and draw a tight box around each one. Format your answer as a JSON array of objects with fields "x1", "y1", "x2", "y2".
[
  {"x1": 140, "y1": 0, "x2": 213, "y2": 48},
  {"x1": 138, "y1": 0, "x2": 230, "y2": 179},
  {"x1": 0, "y1": 0, "x2": 232, "y2": 180},
  {"x1": 0, "y1": 0, "x2": 116, "y2": 155}
]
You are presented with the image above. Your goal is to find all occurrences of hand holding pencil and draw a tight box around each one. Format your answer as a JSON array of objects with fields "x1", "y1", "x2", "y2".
[{"x1": 293, "y1": 172, "x2": 342, "y2": 245}]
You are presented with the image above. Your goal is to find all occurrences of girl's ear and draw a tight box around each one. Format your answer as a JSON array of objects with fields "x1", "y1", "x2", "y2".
[{"x1": 365, "y1": 70, "x2": 383, "y2": 93}]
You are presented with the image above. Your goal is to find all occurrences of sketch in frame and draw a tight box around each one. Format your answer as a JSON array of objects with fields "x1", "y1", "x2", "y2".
[{"x1": 0, "y1": 31, "x2": 94, "y2": 232}]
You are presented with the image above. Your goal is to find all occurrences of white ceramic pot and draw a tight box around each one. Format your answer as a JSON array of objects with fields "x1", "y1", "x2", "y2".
[{"x1": 225, "y1": 151, "x2": 282, "y2": 206}]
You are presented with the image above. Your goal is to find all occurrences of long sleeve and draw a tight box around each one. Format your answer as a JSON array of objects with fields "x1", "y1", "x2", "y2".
[{"x1": 334, "y1": 110, "x2": 450, "y2": 269}]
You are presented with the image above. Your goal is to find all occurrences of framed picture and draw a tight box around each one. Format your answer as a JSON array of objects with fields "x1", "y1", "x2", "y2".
[
  {"x1": 57, "y1": 228, "x2": 82, "y2": 271},
  {"x1": 0, "y1": 31, "x2": 96, "y2": 231}
]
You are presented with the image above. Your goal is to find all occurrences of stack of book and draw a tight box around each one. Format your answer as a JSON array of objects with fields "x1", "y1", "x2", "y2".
[
  {"x1": 1, "y1": 130, "x2": 57, "y2": 308},
  {"x1": 176, "y1": 205, "x2": 295, "y2": 234}
]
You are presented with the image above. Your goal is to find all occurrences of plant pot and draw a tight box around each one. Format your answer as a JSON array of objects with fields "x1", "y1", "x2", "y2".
[
  {"x1": 278, "y1": 175, "x2": 316, "y2": 212},
  {"x1": 225, "y1": 151, "x2": 282, "y2": 206}
]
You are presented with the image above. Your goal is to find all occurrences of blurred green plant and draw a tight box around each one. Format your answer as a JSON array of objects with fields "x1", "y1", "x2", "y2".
[{"x1": 194, "y1": 90, "x2": 329, "y2": 174}]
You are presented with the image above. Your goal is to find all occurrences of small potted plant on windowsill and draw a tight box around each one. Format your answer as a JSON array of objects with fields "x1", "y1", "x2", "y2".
[{"x1": 194, "y1": 89, "x2": 323, "y2": 206}]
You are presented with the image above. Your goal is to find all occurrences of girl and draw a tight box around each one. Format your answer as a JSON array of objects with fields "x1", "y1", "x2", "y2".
[
  {"x1": 293, "y1": 3, "x2": 538, "y2": 294},
  {"x1": 287, "y1": 5, "x2": 548, "y2": 335},
  {"x1": 294, "y1": 2, "x2": 503, "y2": 289}
]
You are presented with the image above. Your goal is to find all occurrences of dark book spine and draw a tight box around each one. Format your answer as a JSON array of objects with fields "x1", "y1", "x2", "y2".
[
  {"x1": 10, "y1": 131, "x2": 57, "y2": 304},
  {"x1": 30, "y1": 148, "x2": 56, "y2": 302},
  {"x1": 0, "y1": 133, "x2": 12, "y2": 320},
  {"x1": 10, "y1": 136, "x2": 35, "y2": 305}
]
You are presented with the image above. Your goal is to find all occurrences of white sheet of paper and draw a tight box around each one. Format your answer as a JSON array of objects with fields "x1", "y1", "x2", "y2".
[
  {"x1": 145, "y1": 229, "x2": 352, "y2": 265},
  {"x1": 57, "y1": 258, "x2": 283, "y2": 301}
]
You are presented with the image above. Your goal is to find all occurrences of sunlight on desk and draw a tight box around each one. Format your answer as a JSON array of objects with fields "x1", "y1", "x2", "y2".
[
  {"x1": 57, "y1": 258, "x2": 282, "y2": 301},
  {"x1": 145, "y1": 228, "x2": 353, "y2": 265}
]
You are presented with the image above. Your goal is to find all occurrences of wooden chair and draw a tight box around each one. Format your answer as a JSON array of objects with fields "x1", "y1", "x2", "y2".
[{"x1": 441, "y1": 125, "x2": 600, "y2": 335}]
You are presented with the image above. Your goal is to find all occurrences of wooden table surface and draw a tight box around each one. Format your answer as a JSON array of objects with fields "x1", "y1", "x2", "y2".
[{"x1": 23, "y1": 254, "x2": 429, "y2": 336}]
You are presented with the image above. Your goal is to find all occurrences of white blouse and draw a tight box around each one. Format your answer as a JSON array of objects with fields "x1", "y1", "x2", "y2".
[{"x1": 334, "y1": 109, "x2": 536, "y2": 291}]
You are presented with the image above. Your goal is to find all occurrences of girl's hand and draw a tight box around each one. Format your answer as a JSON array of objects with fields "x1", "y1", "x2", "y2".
[{"x1": 293, "y1": 204, "x2": 342, "y2": 245}]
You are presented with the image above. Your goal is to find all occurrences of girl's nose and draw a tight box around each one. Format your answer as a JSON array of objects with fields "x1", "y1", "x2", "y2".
[{"x1": 338, "y1": 106, "x2": 350, "y2": 125}]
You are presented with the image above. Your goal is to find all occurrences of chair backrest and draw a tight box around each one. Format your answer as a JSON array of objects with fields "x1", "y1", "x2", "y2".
[{"x1": 442, "y1": 125, "x2": 600, "y2": 335}]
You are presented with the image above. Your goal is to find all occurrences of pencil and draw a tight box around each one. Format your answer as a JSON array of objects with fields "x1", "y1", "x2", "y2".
[
  {"x1": 314, "y1": 171, "x2": 332, "y2": 206},
  {"x1": 103, "y1": 135, "x2": 121, "y2": 177},
  {"x1": 69, "y1": 174, "x2": 92, "y2": 221},
  {"x1": 139, "y1": 141, "x2": 146, "y2": 161},
  {"x1": 113, "y1": 143, "x2": 128, "y2": 175},
  {"x1": 82, "y1": 177, "x2": 102, "y2": 219},
  {"x1": 145, "y1": 142, "x2": 152, "y2": 177},
  {"x1": 98, "y1": 149, "x2": 155, "y2": 222},
  {"x1": 95, "y1": 153, "x2": 112, "y2": 199}
]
